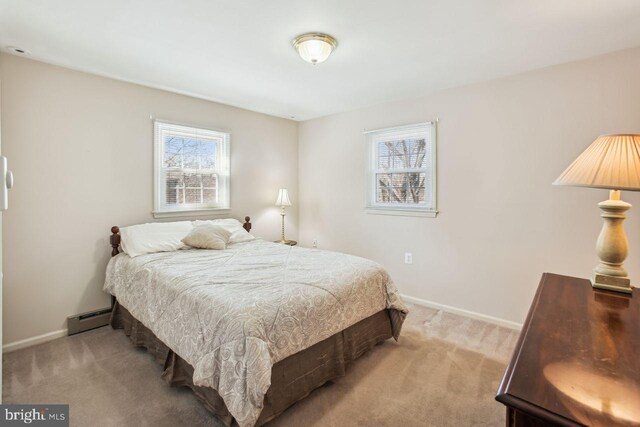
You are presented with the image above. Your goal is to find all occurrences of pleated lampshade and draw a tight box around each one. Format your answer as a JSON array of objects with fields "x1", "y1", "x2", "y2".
[
  {"x1": 275, "y1": 189, "x2": 292, "y2": 207},
  {"x1": 553, "y1": 134, "x2": 640, "y2": 191}
]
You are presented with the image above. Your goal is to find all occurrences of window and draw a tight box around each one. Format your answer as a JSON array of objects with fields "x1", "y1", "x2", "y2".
[
  {"x1": 153, "y1": 121, "x2": 230, "y2": 217},
  {"x1": 365, "y1": 122, "x2": 437, "y2": 217}
]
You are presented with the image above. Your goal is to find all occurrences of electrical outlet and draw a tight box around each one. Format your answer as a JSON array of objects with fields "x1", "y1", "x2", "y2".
[
  {"x1": 312, "y1": 239, "x2": 318, "y2": 248},
  {"x1": 404, "y1": 252, "x2": 413, "y2": 264}
]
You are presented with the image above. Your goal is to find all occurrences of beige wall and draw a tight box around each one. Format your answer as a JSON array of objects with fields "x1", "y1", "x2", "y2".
[
  {"x1": 299, "y1": 47, "x2": 640, "y2": 325},
  {"x1": 3, "y1": 46, "x2": 640, "y2": 343},
  {"x1": 0, "y1": 54, "x2": 298, "y2": 345}
]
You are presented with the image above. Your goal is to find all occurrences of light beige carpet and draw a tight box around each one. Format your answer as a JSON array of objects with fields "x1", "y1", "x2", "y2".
[{"x1": 3, "y1": 303, "x2": 519, "y2": 426}]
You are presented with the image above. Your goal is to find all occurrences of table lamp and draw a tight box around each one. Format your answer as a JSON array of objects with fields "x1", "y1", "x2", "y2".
[
  {"x1": 275, "y1": 188, "x2": 294, "y2": 245},
  {"x1": 554, "y1": 134, "x2": 640, "y2": 294}
]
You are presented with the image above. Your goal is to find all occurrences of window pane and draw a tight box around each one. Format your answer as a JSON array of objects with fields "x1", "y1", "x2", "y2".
[
  {"x1": 376, "y1": 172, "x2": 426, "y2": 204},
  {"x1": 203, "y1": 188, "x2": 217, "y2": 203},
  {"x1": 164, "y1": 134, "x2": 218, "y2": 171},
  {"x1": 403, "y1": 139, "x2": 415, "y2": 153},
  {"x1": 378, "y1": 142, "x2": 392, "y2": 157},
  {"x1": 392, "y1": 154, "x2": 405, "y2": 168},
  {"x1": 200, "y1": 141, "x2": 217, "y2": 169},
  {"x1": 413, "y1": 139, "x2": 427, "y2": 168},
  {"x1": 394, "y1": 140, "x2": 405, "y2": 155},
  {"x1": 182, "y1": 138, "x2": 200, "y2": 169},
  {"x1": 202, "y1": 174, "x2": 217, "y2": 188},
  {"x1": 166, "y1": 186, "x2": 179, "y2": 205},
  {"x1": 164, "y1": 136, "x2": 183, "y2": 168},
  {"x1": 162, "y1": 133, "x2": 220, "y2": 206},
  {"x1": 376, "y1": 173, "x2": 392, "y2": 203},
  {"x1": 165, "y1": 172, "x2": 183, "y2": 205},
  {"x1": 393, "y1": 140, "x2": 403, "y2": 154},
  {"x1": 392, "y1": 174, "x2": 405, "y2": 186},
  {"x1": 185, "y1": 188, "x2": 200, "y2": 204},
  {"x1": 184, "y1": 173, "x2": 200, "y2": 187},
  {"x1": 378, "y1": 155, "x2": 391, "y2": 169},
  {"x1": 376, "y1": 138, "x2": 428, "y2": 171},
  {"x1": 164, "y1": 171, "x2": 218, "y2": 206}
]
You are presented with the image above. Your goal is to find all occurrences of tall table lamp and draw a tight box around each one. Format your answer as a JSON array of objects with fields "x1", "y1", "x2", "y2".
[
  {"x1": 275, "y1": 188, "x2": 296, "y2": 245},
  {"x1": 554, "y1": 134, "x2": 640, "y2": 294}
]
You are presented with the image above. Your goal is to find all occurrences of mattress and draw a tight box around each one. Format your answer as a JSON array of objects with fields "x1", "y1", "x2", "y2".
[{"x1": 104, "y1": 239, "x2": 408, "y2": 426}]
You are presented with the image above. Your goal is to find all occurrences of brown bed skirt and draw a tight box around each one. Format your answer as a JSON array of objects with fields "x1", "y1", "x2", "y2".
[{"x1": 110, "y1": 301, "x2": 398, "y2": 426}]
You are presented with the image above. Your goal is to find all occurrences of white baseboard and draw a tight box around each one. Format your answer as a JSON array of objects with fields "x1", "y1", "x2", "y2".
[
  {"x1": 400, "y1": 293, "x2": 523, "y2": 330},
  {"x1": 3, "y1": 329, "x2": 68, "y2": 353}
]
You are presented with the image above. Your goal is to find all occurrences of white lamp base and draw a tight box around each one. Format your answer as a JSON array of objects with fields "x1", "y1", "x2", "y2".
[{"x1": 592, "y1": 190, "x2": 633, "y2": 294}]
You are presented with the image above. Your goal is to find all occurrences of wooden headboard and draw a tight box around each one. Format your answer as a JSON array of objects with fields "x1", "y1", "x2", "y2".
[{"x1": 110, "y1": 216, "x2": 252, "y2": 257}]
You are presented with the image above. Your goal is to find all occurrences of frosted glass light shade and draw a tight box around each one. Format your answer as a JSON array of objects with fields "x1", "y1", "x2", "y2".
[
  {"x1": 553, "y1": 134, "x2": 640, "y2": 191},
  {"x1": 292, "y1": 33, "x2": 337, "y2": 65},
  {"x1": 275, "y1": 189, "x2": 292, "y2": 207}
]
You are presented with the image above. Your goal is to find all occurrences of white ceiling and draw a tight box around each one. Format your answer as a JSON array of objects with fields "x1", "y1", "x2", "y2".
[{"x1": 1, "y1": 0, "x2": 640, "y2": 121}]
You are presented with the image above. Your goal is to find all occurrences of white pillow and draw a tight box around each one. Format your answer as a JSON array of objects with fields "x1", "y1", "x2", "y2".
[
  {"x1": 181, "y1": 224, "x2": 231, "y2": 250},
  {"x1": 192, "y1": 218, "x2": 255, "y2": 244},
  {"x1": 119, "y1": 221, "x2": 193, "y2": 257}
]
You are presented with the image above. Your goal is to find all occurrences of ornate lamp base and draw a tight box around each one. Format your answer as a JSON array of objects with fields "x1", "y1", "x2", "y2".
[
  {"x1": 276, "y1": 208, "x2": 296, "y2": 245},
  {"x1": 274, "y1": 239, "x2": 297, "y2": 246},
  {"x1": 592, "y1": 190, "x2": 634, "y2": 295}
]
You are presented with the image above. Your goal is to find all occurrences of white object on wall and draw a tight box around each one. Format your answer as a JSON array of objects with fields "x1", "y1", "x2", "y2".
[{"x1": 0, "y1": 156, "x2": 13, "y2": 210}]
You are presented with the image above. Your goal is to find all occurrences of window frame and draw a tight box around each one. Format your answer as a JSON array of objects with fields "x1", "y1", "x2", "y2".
[
  {"x1": 153, "y1": 120, "x2": 230, "y2": 218},
  {"x1": 364, "y1": 122, "x2": 438, "y2": 218}
]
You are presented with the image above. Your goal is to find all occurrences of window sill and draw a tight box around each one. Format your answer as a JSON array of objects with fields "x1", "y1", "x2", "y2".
[
  {"x1": 152, "y1": 208, "x2": 231, "y2": 219},
  {"x1": 365, "y1": 207, "x2": 438, "y2": 218}
]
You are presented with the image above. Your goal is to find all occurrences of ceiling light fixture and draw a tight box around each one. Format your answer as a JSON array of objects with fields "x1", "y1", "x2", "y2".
[{"x1": 292, "y1": 33, "x2": 337, "y2": 65}]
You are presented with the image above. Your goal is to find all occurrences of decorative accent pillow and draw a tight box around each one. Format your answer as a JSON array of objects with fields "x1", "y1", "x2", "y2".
[
  {"x1": 192, "y1": 218, "x2": 255, "y2": 244},
  {"x1": 120, "y1": 221, "x2": 193, "y2": 258},
  {"x1": 181, "y1": 224, "x2": 232, "y2": 250}
]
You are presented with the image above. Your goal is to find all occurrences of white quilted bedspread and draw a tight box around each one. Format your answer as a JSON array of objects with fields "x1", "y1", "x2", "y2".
[{"x1": 104, "y1": 239, "x2": 408, "y2": 426}]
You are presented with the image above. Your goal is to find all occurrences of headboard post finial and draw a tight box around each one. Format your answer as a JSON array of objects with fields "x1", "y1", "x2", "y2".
[
  {"x1": 243, "y1": 216, "x2": 252, "y2": 233},
  {"x1": 110, "y1": 226, "x2": 121, "y2": 257}
]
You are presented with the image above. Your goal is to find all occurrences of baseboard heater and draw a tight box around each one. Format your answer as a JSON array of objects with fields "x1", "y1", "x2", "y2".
[{"x1": 67, "y1": 307, "x2": 112, "y2": 335}]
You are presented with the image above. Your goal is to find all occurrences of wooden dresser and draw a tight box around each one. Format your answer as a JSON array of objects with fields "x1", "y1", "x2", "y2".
[{"x1": 496, "y1": 273, "x2": 640, "y2": 426}]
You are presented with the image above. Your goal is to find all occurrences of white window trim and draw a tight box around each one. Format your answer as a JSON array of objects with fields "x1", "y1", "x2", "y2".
[
  {"x1": 364, "y1": 207, "x2": 438, "y2": 218},
  {"x1": 364, "y1": 121, "x2": 438, "y2": 218},
  {"x1": 153, "y1": 120, "x2": 231, "y2": 219}
]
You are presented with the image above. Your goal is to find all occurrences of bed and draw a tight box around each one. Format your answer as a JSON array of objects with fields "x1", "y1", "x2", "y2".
[{"x1": 104, "y1": 217, "x2": 408, "y2": 426}]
